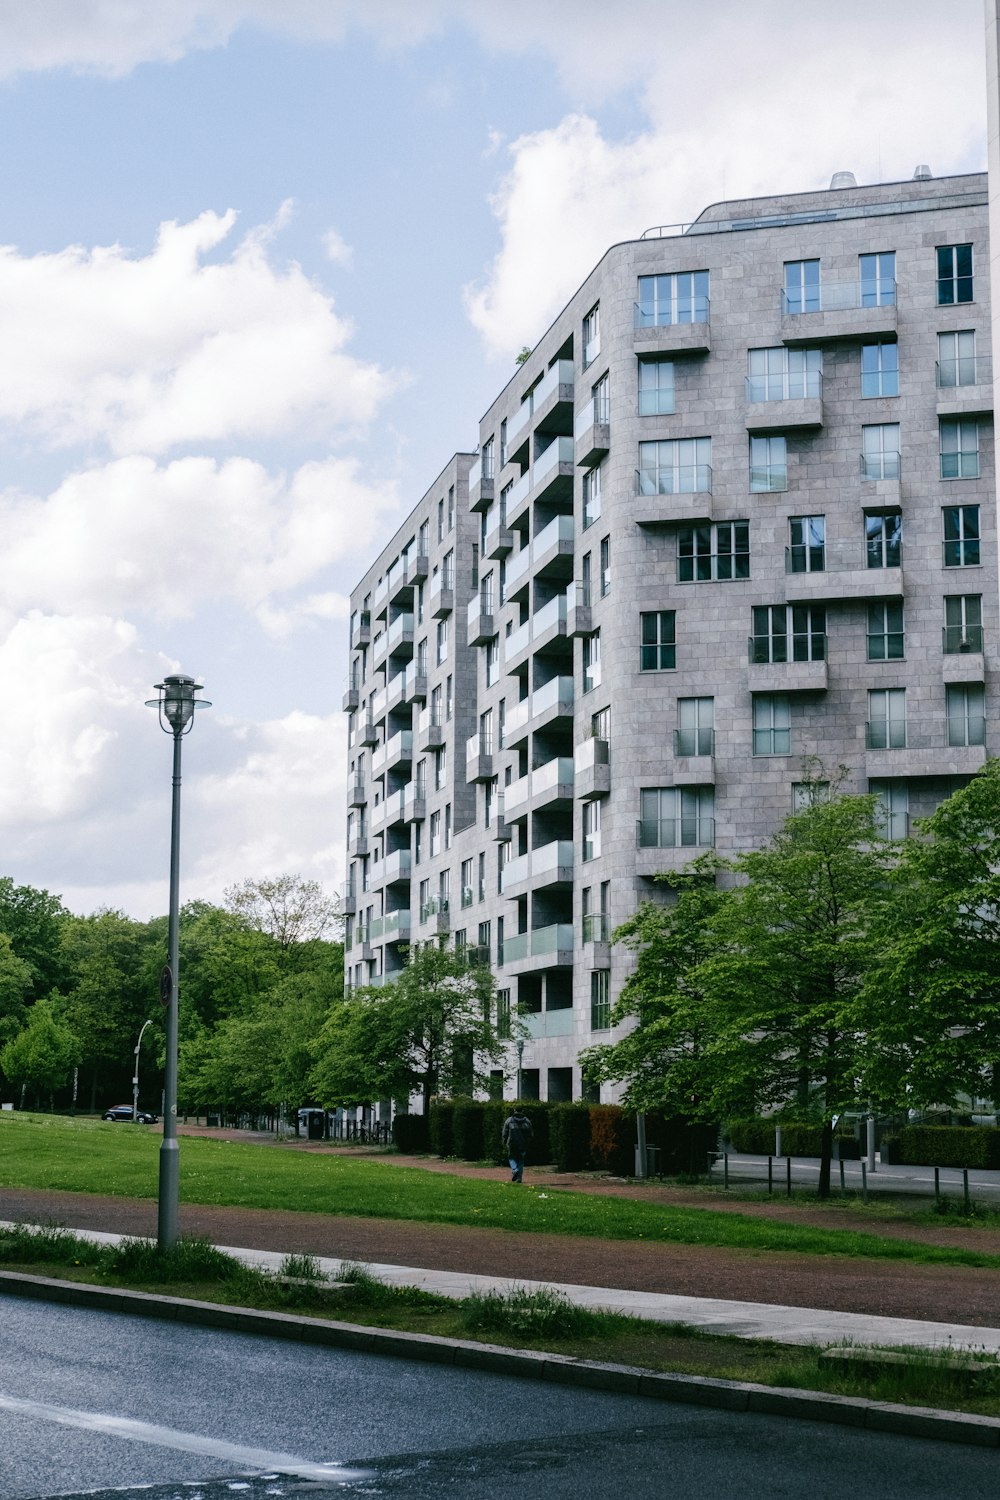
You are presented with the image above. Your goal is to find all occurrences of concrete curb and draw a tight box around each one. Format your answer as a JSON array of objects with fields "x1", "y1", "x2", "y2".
[{"x1": 3, "y1": 1268, "x2": 999, "y2": 1449}]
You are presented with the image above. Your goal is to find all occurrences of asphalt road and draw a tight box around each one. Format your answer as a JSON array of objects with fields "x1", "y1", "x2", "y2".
[{"x1": 1, "y1": 1295, "x2": 994, "y2": 1500}]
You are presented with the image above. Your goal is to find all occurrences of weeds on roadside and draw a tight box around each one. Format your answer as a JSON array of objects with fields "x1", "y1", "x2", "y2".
[
  {"x1": 0, "y1": 1223, "x2": 105, "y2": 1267},
  {"x1": 108, "y1": 1235, "x2": 240, "y2": 1284},
  {"x1": 279, "y1": 1252, "x2": 325, "y2": 1281},
  {"x1": 461, "y1": 1285, "x2": 623, "y2": 1341}
]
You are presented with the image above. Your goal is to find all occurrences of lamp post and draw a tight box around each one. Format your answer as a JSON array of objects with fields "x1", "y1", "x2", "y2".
[
  {"x1": 516, "y1": 1039, "x2": 524, "y2": 1101},
  {"x1": 132, "y1": 1018, "x2": 154, "y2": 1125},
  {"x1": 146, "y1": 673, "x2": 210, "y2": 1250}
]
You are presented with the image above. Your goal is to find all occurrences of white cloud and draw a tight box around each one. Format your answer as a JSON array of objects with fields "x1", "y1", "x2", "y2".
[
  {"x1": 322, "y1": 227, "x2": 353, "y2": 268},
  {"x1": 0, "y1": 208, "x2": 392, "y2": 454}
]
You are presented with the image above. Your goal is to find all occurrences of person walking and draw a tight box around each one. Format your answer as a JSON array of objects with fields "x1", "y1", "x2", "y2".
[{"x1": 502, "y1": 1106, "x2": 533, "y2": 1183}]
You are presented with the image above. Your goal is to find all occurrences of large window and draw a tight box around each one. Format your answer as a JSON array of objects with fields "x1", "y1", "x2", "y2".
[
  {"x1": 861, "y1": 423, "x2": 901, "y2": 480},
  {"x1": 859, "y1": 251, "x2": 896, "y2": 306},
  {"x1": 636, "y1": 270, "x2": 709, "y2": 326},
  {"x1": 678, "y1": 521, "x2": 750, "y2": 581},
  {"x1": 947, "y1": 684, "x2": 986, "y2": 747},
  {"x1": 937, "y1": 330, "x2": 978, "y2": 388},
  {"x1": 937, "y1": 243, "x2": 973, "y2": 305},
  {"x1": 676, "y1": 697, "x2": 714, "y2": 757},
  {"x1": 865, "y1": 510, "x2": 902, "y2": 569},
  {"x1": 638, "y1": 787, "x2": 715, "y2": 848},
  {"x1": 750, "y1": 604, "x2": 826, "y2": 663},
  {"x1": 591, "y1": 371, "x2": 610, "y2": 424},
  {"x1": 943, "y1": 595, "x2": 983, "y2": 654},
  {"x1": 749, "y1": 435, "x2": 787, "y2": 493},
  {"x1": 435, "y1": 618, "x2": 448, "y2": 664},
  {"x1": 867, "y1": 688, "x2": 906, "y2": 750},
  {"x1": 940, "y1": 419, "x2": 979, "y2": 479},
  {"x1": 861, "y1": 342, "x2": 899, "y2": 398},
  {"x1": 943, "y1": 505, "x2": 980, "y2": 567},
  {"x1": 787, "y1": 516, "x2": 825, "y2": 574},
  {"x1": 747, "y1": 346, "x2": 821, "y2": 401},
  {"x1": 870, "y1": 780, "x2": 909, "y2": 840},
  {"x1": 590, "y1": 970, "x2": 611, "y2": 1031},
  {"x1": 867, "y1": 601, "x2": 904, "y2": 661},
  {"x1": 752, "y1": 695, "x2": 791, "y2": 755},
  {"x1": 638, "y1": 437, "x2": 712, "y2": 495},
  {"x1": 600, "y1": 536, "x2": 611, "y2": 597},
  {"x1": 784, "y1": 259, "x2": 820, "y2": 314},
  {"x1": 582, "y1": 303, "x2": 600, "y2": 367},
  {"x1": 640, "y1": 611, "x2": 676, "y2": 671},
  {"x1": 583, "y1": 630, "x2": 601, "y2": 693},
  {"x1": 583, "y1": 799, "x2": 601, "y2": 862},
  {"x1": 637, "y1": 356, "x2": 675, "y2": 415},
  {"x1": 583, "y1": 463, "x2": 602, "y2": 528}
]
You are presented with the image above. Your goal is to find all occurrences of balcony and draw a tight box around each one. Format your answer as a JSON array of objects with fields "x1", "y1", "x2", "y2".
[
  {"x1": 466, "y1": 731, "x2": 494, "y2": 783},
  {"x1": 469, "y1": 453, "x2": 495, "y2": 512},
  {"x1": 503, "y1": 923, "x2": 575, "y2": 974},
  {"x1": 782, "y1": 542, "x2": 903, "y2": 603},
  {"x1": 745, "y1": 370, "x2": 823, "y2": 432},
  {"x1": 417, "y1": 705, "x2": 446, "y2": 751},
  {"x1": 418, "y1": 896, "x2": 451, "y2": 936},
  {"x1": 348, "y1": 775, "x2": 367, "y2": 807},
  {"x1": 864, "y1": 723, "x2": 987, "y2": 779},
  {"x1": 581, "y1": 911, "x2": 610, "y2": 968},
  {"x1": 633, "y1": 299, "x2": 711, "y2": 356},
  {"x1": 403, "y1": 781, "x2": 427, "y2": 822},
  {"x1": 501, "y1": 839, "x2": 573, "y2": 898},
  {"x1": 575, "y1": 394, "x2": 610, "y2": 468},
  {"x1": 347, "y1": 830, "x2": 368, "y2": 860},
  {"x1": 531, "y1": 358, "x2": 575, "y2": 434},
  {"x1": 673, "y1": 727, "x2": 715, "y2": 784},
  {"x1": 505, "y1": 594, "x2": 570, "y2": 673},
  {"x1": 429, "y1": 569, "x2": 455, "y2": 618},
  {"x1": 942, "y1": 625, "x2": 985, "y2": 684},
  {"x1": 520, "y1": 1007, "x2": 576, "y2": 1039},
  {"x1": 505, "y1": 399, "x2": 532, "y2": 464},
  {"x1": 386, "y1": 670, "x2": 408, "y2": 713},
  {"x1": 781, "y1": 282, "x2": 897, "y2": 344},
  {"x1": 373, "y1": 729, "x2": 413, "y2": 776},
  {"x1": 342, "y1": 679, "x2": 360, "y2": 712},
  {"x1": 484, "y1": 505, "x2": 514, "y2": 559},
  {"x1": 532, "y1": 513, "x2": 576, "y2": 577},
  {"x1": 503, "y1": 696, "x2": 532, "y2": 747},
  {"x1": 358, "y1": 714, "x2": 378, "y2": 747},
  {"x1": 388, "y1": 551, "x2": 429, "y2": 606},
  {"x1": 531, "y1": 435, "x2": 575, "y2": 502},
  {"x1": 402, "y1": 663, "x2": 428, "y2": 703},
  {"x1": 936, "y1": 356, "x2": 994, "y2": 418},
  {"x1": 340, "y1": 881, "x2": 357, "y2": 916},
  {"x1": 634, "y1": 464, "x2": 713, "y2": 525},
  {"x1": 350, "y1": 611, "x2": 371, "y2": 650},
  {"x1": 500, "y1": 848, "x2": 530, "y2": 895},
  {"x1": 530, "y1": 674, "x2": 575, "y2": 731},
  {"x1": 382, "y1": 849, "x2": 412, "y2": 885},
  {"x1": 370, "y1": 684, "x2": 388, "y2": 725},
  {"x1": 378, "y1": 788, "x2": 407, "y2": 830},
  {"x1": 635, "y1": 818, "x2": 715, "y2": 875},
  {"x1": 859, "y1": 452, "x2": 901, "y2": 504},
  {"x1": 493, "y1": 792, "x2": 512, "y2": 842},
  {"x1": 574, "y1": 735, "x2": 610, "y2": 799},
  {"x1": 467, "y1": 591, "x2": 496, "y2": 647},
  {"x1": 531, "y1": 755, "x2": 575, "y2": 808},
  {"x1": 386, "y1": 612, "x2": 415, "y2": 658},
  {"x1": 372, "y1": 574, "x2": 389, "y2": 617},
  {"x1": 504, "y1": 468, "x2": 532, "y2": 528},
  {"x1": 747, "y1": 636, "x2": 828, "y2": 692},
  {"x1": 566, "y1": 579, "x2": 592, "y2": 637}
]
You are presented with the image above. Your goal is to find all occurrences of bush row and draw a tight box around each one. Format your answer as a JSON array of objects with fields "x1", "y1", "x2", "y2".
[
  {"x1": 394, "y1": 1099, "x2": 717, "y2": 1177},
  {"x1": 725, "y1": 1118, "x2": 861, "y2": 1159},
  {"x1": 881, "y1": 1125, "x2": 1000, "y2": 1169}
]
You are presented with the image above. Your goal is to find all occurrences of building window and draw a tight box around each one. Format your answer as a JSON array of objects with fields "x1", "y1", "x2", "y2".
[
  {"x1": 943, "y1": 595, "x2": 983, "y2": 654},
  {"x1": 792, "y1": 780, "x2": 829, "y2": 810},
  {"x1": 461, "y1": 858, "x2": 474, "y2": 909},
  {"x1": 582, "y1": 463, "x2": 602, "y2": 528},
  {"x1": 871, "y1": 780, "x2": 909, "y2": 840},
  {"x1": 637, "y1": 356, "x2": 675, "y2": 415},
  {"x1": 484, "y1": 778, "x2": 496, "y2": 829},
  {"x1": 592, "y1": 705, "x2": 610, "y2": 741},
  {"x1": 947, "y1": 684, "x2": 986, "y2": 747},
  {"x1": 751, "y1": 604, "x2": 826, "y2": 663},
  {"x1": 478, "y1": 850, "x2": 486, "y2": 902},
  {"x1": 943, "y1": 505, "x2": 980, "y2": 567},
  {"x1": 638, "y1": 787, "x2": 715, "y2": 848},
  {"x1": 636, "y1": 270, "x2": 709, "y2": 326},
  {"x1": 676, "y1": 697, "x2": 714, "y2": 757},
  {"x1": 867, "y1": 687, "x2": 907, "y2": 749},
  {"x1": 499, "y1": 417, "x2": 507, "y2": 467},
  {"x1": 429, "y1": 811, "x2": 441, "y2": 857},
  {"x1": 481, "y1": 435, "x2": 494, "y2": 480},
  {"x1": 434, "y1": 745, "x2": 447, "y2": 790},
  {"x1": 439, "y1": 868, "x2": 451, "y2": 908},
  {"x1": 454, "y1": 928, "x2": 466, "y2": 955},
  {"x1": 865, "y1": 510, "x2": 902, "y2": 568},
  {"x1": 496, "y1": 989, "x2": 511, "y2": 1039},
  {"x1": 447, "y1": 485, "x2": 455, "y2": 532},
  {"x1": 591, "y1": 371, "x2": 610, "y2": 425},
  {"x1": 787, "y1": 516, "x2": 825, "y2": 574},
  {"x1": 752, "y1": 694, "x2": 791, "y2": 756},
  {"x1": 867, "y1": 601, "x2": 904, "y2": 661},
  {"x1": 937, "y1": 243, "x2": 973, "y2": 305},
  {"x1": 583, "y1": 799, "x2": 601, "y2": 861},
  {"x1": 638, "y1": 437, "x2": 711, "y2": 495},
  {"x1": 937, "y1": 330, "x2": 979, "y2": 388},
  {"x1": 485, "y1": 637, "x2": 499, "y2": 687},
  {"x1": 436, "y1": 618, "x2": 448, "y2": 664},
  {"x1": 861, "y1": 342, "x2": 899, "y2": 398},
  {"x1": 783, "y1": 259, "x2": 820, "y2": 314},
  {"x1": 582, "y1": 303, "x2": 600, "y2": 367},
  {"x1": 859, "y1": 251, "x2": 896, "y2": 306},
  {"x1": 749, "y1": 434, "x2": 787, "y2": 493},
  {"x1": 445, "y1": 675, "x2": 453, "y2": 720},
  {"x1": 640, "y1": 611, "x2": 676, "y2": 670},
  {"x1": 678, "y1": 521, "x2": 750, "y2": 581},
  {"x1": 479, "y1": 708, "x2": 494, "y2": 756},
  {"x1": 940, "y1": 419, "x2": 979, "y2": 479},
  {"x1": 437, "y1": 497, "x2": 445, "y2": 543},
  {"x1": 861, "y1": 423, "x2": 900, "y2": 480},
  {"x1": 418, "y1": 520, "x2": 429, "y2": 556},
  {"x1": 747, "y1": 346, "x2": 821, "y2": 401},
  {"x1": 590, "y1": 970, "x2": 611, "y2": 1031},
  {"x1": 600, "y1": 536, "x2": 611, "y2": 597},
  {"x1": 583, "y1": 630, "x2": 601, "y2": 692}
]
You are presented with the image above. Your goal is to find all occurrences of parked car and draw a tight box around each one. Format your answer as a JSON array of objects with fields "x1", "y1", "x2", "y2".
[{"x1": 102, "y1": 1104, "x2": 158, "y2": 1123}]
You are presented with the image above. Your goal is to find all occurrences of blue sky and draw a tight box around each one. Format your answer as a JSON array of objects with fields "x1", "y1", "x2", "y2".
[{"x1": 0, "y1": 0, "x2": 987, "y2": 917}]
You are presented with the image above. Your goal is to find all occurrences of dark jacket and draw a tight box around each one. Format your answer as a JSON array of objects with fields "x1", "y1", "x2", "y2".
[{"x1": 502, "y1": 1111, "x2": 533, "y2": 1157}]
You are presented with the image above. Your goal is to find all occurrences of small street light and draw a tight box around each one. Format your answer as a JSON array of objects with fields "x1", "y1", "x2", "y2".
[
  {"x1": 516, "y1": 1038, "x2": 524, "y2": 1101},
  {"x1": 132, "y1": 1019, "x2": 154, "y2": 1126},
  {"x1": 145, "y1": 673, "x2": 210, "y2": 1250}
]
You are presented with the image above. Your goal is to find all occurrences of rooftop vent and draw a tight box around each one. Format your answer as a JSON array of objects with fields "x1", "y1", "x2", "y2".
[
  {"x1": 913, "y1": 163, "x2": 932, "y2": 180},
  {"x1": 829, "y1": 171, "x2": 857, "y2": 189}
]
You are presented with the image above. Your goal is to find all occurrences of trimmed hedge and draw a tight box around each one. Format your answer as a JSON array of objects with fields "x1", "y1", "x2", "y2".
[
  {"x1": 452, "y1": 1098, "x2": 487, "y2": 1161},
  {"x1": 391, "y1": 1112, "x2": 429, "y2": 1153},
  {"x1": 651, "y1": 1116, "x2": 720, "y2": 1176},
  {"x1": 727, "y1": 1118, "x2": 861, "y2": 1159},
  {"x1": 428, "y1": 1098, "x2": 454, "y2": 1157},
  {"x1": 882, "y1": 1125, "x2": 1000, "y2": 1170},
  {"x1": 589, "y1": 1104, "x2": 633, "y2": 1175},
  {"x1": 550, "y1": 1102, "x2": 592, "y2": 1171}
]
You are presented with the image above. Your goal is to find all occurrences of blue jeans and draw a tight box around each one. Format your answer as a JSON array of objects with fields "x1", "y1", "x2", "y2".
[{"x1": 509, "y1": 1156, "x2": 524, "y2": 1182}]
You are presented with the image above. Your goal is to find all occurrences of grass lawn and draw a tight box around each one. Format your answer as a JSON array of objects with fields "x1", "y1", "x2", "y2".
[{"x1": 3, "y1": 1113, "x2": 1000, "y2": 1269}]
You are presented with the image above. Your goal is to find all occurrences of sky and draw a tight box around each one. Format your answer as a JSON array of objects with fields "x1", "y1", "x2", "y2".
[{"x1": 0, "y1": 0, "x2": 988, "y2": 919}]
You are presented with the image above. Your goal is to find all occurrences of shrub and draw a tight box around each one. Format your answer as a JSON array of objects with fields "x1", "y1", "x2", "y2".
[
  {"x1": 549, "y1": 1102, "x2": 592, "y2": 1171},
  {"x1": 392, "y1": 1111, "x2": 430, "y2": 1154},
  {"x1": 589, "y1": 1104, "x2": 632, "y2": 1175},
  {"x1": 725, "y1": 1118, "x2": 861, "y2": 1159},
  {"x1": 109, "y1": 1236, "x2": 239, "y2": 1284},
  {"x1": 887, "y1": 1124, "x2": 1000, "y2": 1170},
  {"x1": 649, "y1": 1116, "x2": 720, "y2": 1176},
  {"x1": 452, "y1": 1098, "x2": 487, "y2": 1160},
  {"x1": 460, "y1": 1285, "x2": 608, "y2": 1341},
  {"x1": 428, "y1": 1098, "x2": 455, "y2": 1156}
]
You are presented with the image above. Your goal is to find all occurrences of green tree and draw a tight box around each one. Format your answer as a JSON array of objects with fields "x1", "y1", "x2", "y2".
[
  {"x1": 0, "y1": 878, "x2": 70, "y2": 997},
  {"x1": 311, "y1": 946, "x2": 504, "y2": 1114},
  {"x1": 60, "y1": 909, "x2": 159, "y2": 1109},
  {"x1": 223, "y1": 875, "x2": 340, "y2": 953},
  {"x1": 0, "y1": 997, "x2": 79, "y2": 1108},
  {"x1": 0, "y1": 933, "x2": 33, "y2": 1048},
  {"x1": 860, "y1": 759, "x2": 1000, "y2": 1112}
]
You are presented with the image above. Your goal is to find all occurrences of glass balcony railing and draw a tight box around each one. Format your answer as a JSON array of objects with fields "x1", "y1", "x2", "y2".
[
  {"x1": 748, "y1": 633, "x2": 827, "y2": 665},
  {"x1": 505, "y1": 546, "x2": 531, "y2": 592},
  {"x1": 531, "y1": 839, "x2": 573, "y2": 878},
  {"x1": 505, "y1": 619, "x2": 530, "y2": 660},
  {"x1": 506, "y1": 399, "x2": 532, "y2": 447},
  {"x1": 466, "y1": 731, "x2": 493, "y2": 762},
  {"x1": 860, "y1": 452, "x2": 901, "y2": 481},
  {"x1": 745, "y1": 369, "x2": 822, "y2": 403},
  {"x1": 575, "y1": 394, "x2": 610, "y2": 437},
  {"x1": 943, "y1": 623, "x2": 984, "y2": 653},
  {"x1": 582, "y1": 912, "x2": 609, "y2": 944},
  {"x1": 503, "y1": 775, "x2": 530, "y2": 816},
  {"x1": 634, "y1": 296, "x2": 710, "y2": 327},
  {"x1": 636, "y1": 464, "x2": 712, "y2": 496},
  {"x1": 502, "y1": 851, "x2": 530, "y2": 889},
  {"x1": 674, "y1": 727, "x2": 715, "y2": 757},
  {"x1": 533, "y1": 358, "x2": 574, "y2": 409},
  {"x1": 533, "y1": 512, "x2": 575, "y2": 557},
  {"x1": 636, "y1": 817, "x2": 715, "y2": 849},
  {"x1": 531, "y1": 676, "x2": 574, "y2": 720},
  {"x1": 782, "y1": 279, "x2": 895, "y2": 314},
  {"x1": 532, "y1": 756, "x2": 574, "y2": 798},
  {"x1": 386, "y1": 613, "x2": 414, "y2": 651},
  {"x1": 936, "y1": 354, "x2": 992, "y2": 388},
  {"x1": 532, "y1": 435, "x2": 574, "y2": 487}
]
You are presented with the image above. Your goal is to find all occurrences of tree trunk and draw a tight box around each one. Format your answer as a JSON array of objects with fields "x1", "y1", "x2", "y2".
[{"x1": 818, "y1": 1117, "x2": 833, "y2": 1199}]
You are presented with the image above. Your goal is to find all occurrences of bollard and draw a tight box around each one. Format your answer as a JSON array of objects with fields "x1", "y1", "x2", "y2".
[
  {"x1": 934, "y1": 1166, "x2": 940, "y2": 1202},
  {"x1": 786, "y1": 1155, "x2": 792, "y2": 1198},
  {"x1": 861, "y1": 1160, "x2": 868, "y2": 1203},
  {"x1": 768, "y1": 1156, "x2": 773, "y2": 1195},
  {"x1": 963, "y1": 1167, "x2": 971, "y2": 1215},
  {"x1": 839, "y1": 1159, "x2": 845, "y2": 1196},
  {"x1": 724, "y1": 1152, "x2": 729, "y2": 1190}
]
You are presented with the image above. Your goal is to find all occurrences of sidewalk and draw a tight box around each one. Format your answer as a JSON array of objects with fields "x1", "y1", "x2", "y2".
[{"x1": 6, "y1": 1219, "x2": 998, "y2": 1355}]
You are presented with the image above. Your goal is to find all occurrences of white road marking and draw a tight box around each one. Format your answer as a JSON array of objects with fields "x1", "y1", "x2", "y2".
[{"x1": 0, "y1": 1391, "x2": 370, "y2": 1484}]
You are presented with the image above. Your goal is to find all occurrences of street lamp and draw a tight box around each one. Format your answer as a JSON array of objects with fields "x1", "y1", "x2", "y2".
[
  {"x1": 145, "y1": 673, "x2": 210, "y2": 1250},
  {"x1": 516, "y1": 1039, "x2": 524, "y2": 1101},
  {"x1": 132, "y1": 1018, "x2": 154, "y2": 1125}
]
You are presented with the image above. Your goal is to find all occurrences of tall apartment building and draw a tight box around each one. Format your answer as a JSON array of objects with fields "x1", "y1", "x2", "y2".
[{"x1": 343, "y1": 169, "x2": 996, "y2": 1106}]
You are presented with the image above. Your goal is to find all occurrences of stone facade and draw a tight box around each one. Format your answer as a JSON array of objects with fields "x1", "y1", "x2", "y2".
[{"x1": 344, "y1": 171, "x2": 996, "y2": 1105}]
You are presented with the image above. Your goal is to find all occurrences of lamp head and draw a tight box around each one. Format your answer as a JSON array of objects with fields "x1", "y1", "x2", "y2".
[{"x1": 146, "y1": 673, "x2": 211, "y2": 736}]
